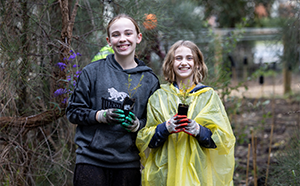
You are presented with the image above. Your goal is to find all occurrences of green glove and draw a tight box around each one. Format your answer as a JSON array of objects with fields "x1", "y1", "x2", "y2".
[
  {"x1": 121, "y1": 112, "x2": 140, "y2": 132},
  {"x1": 96, "y1": 109, "x2": 125, "y2": 124}
]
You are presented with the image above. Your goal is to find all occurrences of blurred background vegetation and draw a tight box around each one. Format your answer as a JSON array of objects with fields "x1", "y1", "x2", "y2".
[{"x1": 0, "y1": 0, "x2": 299, "y2": 185}]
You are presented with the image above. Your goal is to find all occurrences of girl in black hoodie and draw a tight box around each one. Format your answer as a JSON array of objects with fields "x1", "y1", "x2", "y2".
[{"x1": 66, "y1": 14, "x2": 160, "y2": 186}]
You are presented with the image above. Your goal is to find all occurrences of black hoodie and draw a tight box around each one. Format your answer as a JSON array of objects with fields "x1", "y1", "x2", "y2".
[{"x1": 66, "y1": 54, "x2": 160, "y2": 168}]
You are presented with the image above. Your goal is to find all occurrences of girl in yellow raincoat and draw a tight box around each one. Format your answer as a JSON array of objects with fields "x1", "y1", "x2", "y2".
[{"x1": 136, "y1": 40, "x2": 235, "y2": 186}]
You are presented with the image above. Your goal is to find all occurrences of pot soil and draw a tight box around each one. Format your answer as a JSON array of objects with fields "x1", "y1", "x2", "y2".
[
  {"x1": 178, "y1": 103, "x2": 189, "y2": 115},
  {"x1": 122, "y1": 97, "x2": 135, "y2": 116}
]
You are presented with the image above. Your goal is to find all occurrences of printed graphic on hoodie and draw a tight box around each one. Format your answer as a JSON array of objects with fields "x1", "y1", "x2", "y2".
[
  {"x1": 102, "y1": 87, "x2": 129, "y2": 109},
  {"x1": 108, "y1": 87, "x2": 128, "y2": 102}
]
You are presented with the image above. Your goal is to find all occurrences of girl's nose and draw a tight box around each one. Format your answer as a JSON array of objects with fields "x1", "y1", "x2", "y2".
[
  {"x1": 119, "y1": 34, "x2": 126, "y2": 42},
  {"x1": 180, "y1": 60, "x2": 188, "y2": 65}
]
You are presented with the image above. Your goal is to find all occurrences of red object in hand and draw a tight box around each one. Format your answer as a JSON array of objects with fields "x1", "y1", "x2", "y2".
[
  {"x1": 181, "y1": 119, "x2": 200, "y2": 137},
  {"x1": 173, "y1": 115, "x2": 188, "y2": 131},
  {"x1": 166, "y1": 114, "x2": 187, "y2": 133}
]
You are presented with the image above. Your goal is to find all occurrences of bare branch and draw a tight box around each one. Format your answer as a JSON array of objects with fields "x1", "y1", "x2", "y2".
[{"x1": 0, "y1": 108, "x2": 65, "y2": 129}]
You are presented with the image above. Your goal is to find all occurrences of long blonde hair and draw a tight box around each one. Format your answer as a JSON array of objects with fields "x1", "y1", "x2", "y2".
[{"x1": 162, "y1": 40, "x2": 208, "y2": 84}]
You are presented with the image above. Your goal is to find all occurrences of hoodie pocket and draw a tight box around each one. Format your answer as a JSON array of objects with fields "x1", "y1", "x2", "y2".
[{"x1": 89, "y1": 127, "x2": 133, "y2": 154}]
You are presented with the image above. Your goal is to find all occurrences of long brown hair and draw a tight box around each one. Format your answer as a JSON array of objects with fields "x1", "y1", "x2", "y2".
[{"x1": 162, "y1": 40, "x2": 208, "y2": 84}]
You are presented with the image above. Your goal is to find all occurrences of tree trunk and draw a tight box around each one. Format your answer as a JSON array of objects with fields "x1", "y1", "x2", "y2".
[
  {"x1": 214, "y1": 28, "x2": 223, "y2": 78},
  {"x1": 50, "y1": 0, "x2": 79, "y2": 108},
  {"x1": 282, "y1": 37, "x2": 292, "y2": 95},
  {"x1": 17, "y1": 1, "x2": 29, "y2": 116},
  {"x1": 283, "y1": 66, "x2": 292, "y2": 94}
]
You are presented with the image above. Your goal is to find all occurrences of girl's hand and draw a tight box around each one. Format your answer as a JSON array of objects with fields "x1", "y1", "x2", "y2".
[
  {"x1": 96, "y1": 109, "x2": 125, "y2": 124},
  {"x1": 182, "y1": 119, "x2": 200, "y2": 137},
  {"x1": 121, "y1": 112, "x2": 140, "y2": 132},
  {"x1": 166, "y1": 114, "x2": 188, "y2": 134}
]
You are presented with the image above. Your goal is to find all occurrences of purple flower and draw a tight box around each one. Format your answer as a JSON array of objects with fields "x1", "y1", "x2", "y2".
[
  {"x1": 76, "y1": 70, "x2": 82, "y2": 74},
  {"x1": 69, "y1": 54, "x2": 76, "y2": 60},
  {"x1": 62, "y1": 97, "x2": 68, "y2": 104},
  {"x1": 53, "y1": 88, "x2": 68, "y2": 97},
  {"x1": 73, "y1": 64, "x2": 79, "y2": 68},
  {"x1": 68, "y1": 50, "x2": 81, "y2": 61},
  {"x1": 57, "y1": 62, "x2": 67, "y2": 71}
]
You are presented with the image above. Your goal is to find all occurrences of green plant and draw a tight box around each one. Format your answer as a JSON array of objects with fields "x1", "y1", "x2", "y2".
[
  {"x1": 267, "y1": 136, "x2": 300, "y2": 185},
  {"x1": 177, "y1": 80, "x2": 191, "y2": 105},
  {"x1": 126, "y1": 74, "x2": 144, "y2": 98}
]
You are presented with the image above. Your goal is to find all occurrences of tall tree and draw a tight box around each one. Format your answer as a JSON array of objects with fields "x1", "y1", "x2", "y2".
[
  {"x1": 201, "y1": 0, "x2": 276, "y2": 28},
  {"x1": 278, "y1": 2, "x2": 300, "y2": 94},
  {"x1": 0, "y1": 0, "x2": 80, "y2": 184}
]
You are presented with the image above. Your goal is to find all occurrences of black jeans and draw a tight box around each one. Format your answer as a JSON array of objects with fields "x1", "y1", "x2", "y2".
[{"x1": 73, "y1": 163, "x2": 141, "y2": 186}]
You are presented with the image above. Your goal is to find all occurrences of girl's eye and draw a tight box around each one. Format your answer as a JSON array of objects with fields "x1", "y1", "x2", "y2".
[
  {"x1": 125, "y1": 32, "x2": 132, "y2": 36},
  {"x1": 187, "y1": 56, "x2": 193, "y2": 60},
  {"x1": 112, "y1": 33, "x2": 119, "y2": 37},
  {"x1": 175, "y1": 56, "x2": 182, "y2": 60}
]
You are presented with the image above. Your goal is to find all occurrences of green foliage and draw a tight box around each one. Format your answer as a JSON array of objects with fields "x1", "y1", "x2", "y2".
[
  {"x1": 204, "y1": 24, "x2": 247, "y2": 102},
  {"x1": 284, "y1": 91, "x2": 300, "y2": 102},
  {"x1": 202, "y1": 0, "x2": 277, "y2": 28},
  {"x1": 202, "y1": 0, "x2": 253, "y2": 28},
  {"x1": 268, "y1": 135, "x2": 300, "y2": 185},
  {"x1": 177, "y1": 80, "x2": 191, "y2": 105},
  {"x1": 126, "y1": 74, "x2": 144, "y2": 98},
  {"x1": 1, "y1": 0, "x2": 298, "y2": 185},
  {"x1": 250, "y1": 65, "x2": 277, "y2": 80},
  {"x1": 280, "y1": 17, "x2": 300, "y2": 70},
  {"x1": 255, "y1": 17, "x2": 283, "y2": 28}
]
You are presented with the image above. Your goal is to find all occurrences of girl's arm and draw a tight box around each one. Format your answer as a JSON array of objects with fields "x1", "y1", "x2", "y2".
[
  {"x1": 194, "y1": 125, "x2": 217, "y2": 148},
  {"x1": 66, "y1": 69, "x2": 99, "y2": 125},
  {"x1": 148, "y1": 122, "x2": 169, "y2": 148}
]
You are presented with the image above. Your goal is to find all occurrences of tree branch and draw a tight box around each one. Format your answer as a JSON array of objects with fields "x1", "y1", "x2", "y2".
[
  {"x1": 0, "y1": 0, "x2": 80, "y2": 130},
  {"x1": 0, "y1": 108, "x2": 65, "y2": 129}
]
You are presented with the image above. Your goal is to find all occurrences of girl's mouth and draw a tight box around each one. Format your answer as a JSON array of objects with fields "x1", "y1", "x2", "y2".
[
  {"x1": 118, "y1": 44, "x2": 130, "y2": 50},
  {"x1": 179, "y1": 67, "x2": 190, "y2": 71}
]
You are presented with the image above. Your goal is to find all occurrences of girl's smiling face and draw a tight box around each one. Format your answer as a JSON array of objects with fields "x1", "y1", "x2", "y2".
[
  {"x1": 173, "y1": 46, "x2": 196, "y2": 85},
  {"x1": 106, "y1": 17, "x2": 142, "y2": 58}
]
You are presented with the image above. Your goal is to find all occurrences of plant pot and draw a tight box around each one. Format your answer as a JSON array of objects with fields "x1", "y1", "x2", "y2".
[
  {"x1": 122, "y1": 96, "x2": 135, "y2": 116},
  {"x1": 178, "y1": 103, "x2": 189, "y2": 115}
]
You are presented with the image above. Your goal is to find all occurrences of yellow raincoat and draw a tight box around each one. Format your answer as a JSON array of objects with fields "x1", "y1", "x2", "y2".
[{"x1": 136, "y1": 83, "x2": 235, "y2": 186}]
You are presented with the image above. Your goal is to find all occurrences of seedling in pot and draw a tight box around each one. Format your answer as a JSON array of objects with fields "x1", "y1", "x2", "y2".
[
  {"x1": 122, "y1": 74, "x2": 144, "y2": 116},
  {"x1": 122, "y1": 96, "x2": 135, "y2": 116},
  {"x1": 177, "y1": 81, "x2": 191, "y2": 115}
]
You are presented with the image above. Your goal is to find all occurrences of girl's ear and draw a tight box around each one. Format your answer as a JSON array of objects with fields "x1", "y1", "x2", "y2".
[
  {"x1": 136, "y1": 33, "x2": 142, "y2": 44},
  {"x1": 106, "y1": 37, "x2": 111, "y2": 46}
]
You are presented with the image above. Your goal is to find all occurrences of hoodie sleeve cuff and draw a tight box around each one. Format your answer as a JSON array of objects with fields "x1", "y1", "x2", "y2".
[
  {"x1": 195, "y1": 125, "x2": 217, "y2": 148},
  {"x1": 148, "y1": 122, "x2": 169, "y2": 148},
  {"x1": 89, "y1": 110, "x2": 99, "y2": 125}
]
